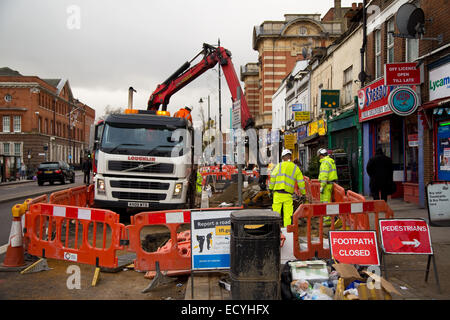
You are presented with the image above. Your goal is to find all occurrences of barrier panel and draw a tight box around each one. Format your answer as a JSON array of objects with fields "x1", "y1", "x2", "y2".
[
  {"x1": 49, "y1": 189, "x2": 72, "y2": 205},
  {"x1": 70, "y1": 185, "x2": 88, "y2": 207},
  {"x1": 332, "y1": 183, "x2": 348, "y2": 202},
  {"x1": 127, "y1": 209, "x2": 192, "y2": 273},
  {"x1": 87, "y1": 184, "x2": 95, "y2": 207},
  {"x1": 25, "y1": 203, "x2": 126, "y2": 269},
  {"x1": 286, "y1": 200, "x2": 394, "y2": 260}
]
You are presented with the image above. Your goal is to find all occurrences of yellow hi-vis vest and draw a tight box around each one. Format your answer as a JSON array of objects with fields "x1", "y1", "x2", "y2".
[
  {"x1": 196, "y1": 172, "x2": 203, "y2": 193},
  {"x1": 269, "y1": 161, "x2": 306, "y2": 195},
  {"x1": 318, "y1": 156, "x2": 338, "y2": 188}
]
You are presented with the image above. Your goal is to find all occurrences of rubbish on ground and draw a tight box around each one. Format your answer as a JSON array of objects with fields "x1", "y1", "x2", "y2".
[{"x1": 289, "y1": 260, "x2": 329, "y2": 283}]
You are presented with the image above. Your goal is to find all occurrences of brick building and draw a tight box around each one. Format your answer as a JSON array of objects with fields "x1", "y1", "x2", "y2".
[
  {"x1": 0, "y1": 67, "x2": 95, "y2": 181},
  {"x1": 360, "y1": 0, "x2": 449, "y2": 206},
  {"x1": 249, "y1": 0, "x2": 360, "y2": 128}
]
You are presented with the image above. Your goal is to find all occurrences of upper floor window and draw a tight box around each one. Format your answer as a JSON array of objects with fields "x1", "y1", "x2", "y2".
[
  {"x1": 387, "y1": 18, "x2": 395, "y2": 63},
  {"x1": 2, "y1": 116, "x2": 10, "y2": 132},
  {"x1": 375, "y1": 30, "x2": 382, "y2": 78},
  {"x1": 13, "y1": 116, "x2": 21, "y2": 133},
  {"x1": 343, "y1": 66, "x2": 353, "y2": 105},
  {"x1": 406, "y1": 38, "x2": 419, "y2": 62}
]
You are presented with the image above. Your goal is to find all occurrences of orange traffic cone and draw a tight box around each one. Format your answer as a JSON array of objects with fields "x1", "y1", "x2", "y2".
[{"x1": 2, "y1": 204, "x2": 25, "y2": 268}]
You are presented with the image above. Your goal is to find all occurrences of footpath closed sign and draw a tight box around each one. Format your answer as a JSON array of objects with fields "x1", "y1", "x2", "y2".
[
  {"x1": 329, "y1": 231, "x2": 380, "y2": 265},
  {"x1": 379, "y1": 219, "x2": 433, "y2": 254}
]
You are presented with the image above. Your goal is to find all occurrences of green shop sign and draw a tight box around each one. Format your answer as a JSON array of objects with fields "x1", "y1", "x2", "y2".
[{"x1": 320, "y1": 89, "x2": 340, "y2": 109}]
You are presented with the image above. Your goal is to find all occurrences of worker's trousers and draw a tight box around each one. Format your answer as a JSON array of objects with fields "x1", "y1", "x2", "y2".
[
  {"x1": 320, "y1": 184, "x2": 333, "y2": 224},
  {"x1": 320, "y1": 184, "x2": 333, "y2": 203},
  {"x1": 272, "y1": 192, "x2": 293, "y2": 227}
]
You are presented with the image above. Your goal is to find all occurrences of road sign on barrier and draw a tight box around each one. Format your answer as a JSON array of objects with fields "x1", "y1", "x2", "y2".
[
  {"x1": 379, "y1": 219, "x2": 433, "y2": 254},
  {"x1": 329, "y1": 231, "x2": 380, "y2": 265}
]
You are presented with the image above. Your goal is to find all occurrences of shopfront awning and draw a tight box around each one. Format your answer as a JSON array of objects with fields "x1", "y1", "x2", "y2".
[
  {"x1": 421, "y1": 96, "x2": 450, "y2": 110},
  {"x1": 298, "y1": 133, "x2": 319, "y2": 145}
]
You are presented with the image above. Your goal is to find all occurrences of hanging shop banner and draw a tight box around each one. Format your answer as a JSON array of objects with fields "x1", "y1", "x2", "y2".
[
  {"x1": 384, "y1": 62, "x2": 423, "y2": 86},
  {"x1": 294, "y1": 111, "x2": 310, "y2": 122},
  {"x1": 358, "y1": 78, "x2": 393, "y2": 122},
  {"x1": 329, "y1": 231, "x2": 380, "y2": 265},
  {"x1": 191, "y1": 210, "x2": 233, "y2": 270},
  {"x1": 429, "y1": 61, "x2": 450, "y2": 101},
  {"x1": 379, "y1": 219, "x2": 433, "y2": 255},
  {"x1": 426, "y1": 182, "x2": 450, "y2": 227},
  {"x1": 297, "y1": 125, "x2": 308, "y2": 142},
  {"x1": 388, "y1": 86, "x2": 420, "y2": 116},
  {"x1": 284, "y1": 134, "x2": 296, "y2": 149},
  {"x1": 320, "y1": 89, "x2": 340, "y2": 109},
  {"x1": 308, "y1": 119, "x2": 326, "y2": 136}
]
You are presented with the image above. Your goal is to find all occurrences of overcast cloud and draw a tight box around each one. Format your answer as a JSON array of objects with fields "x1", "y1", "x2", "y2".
[{"x1": 0, "y1": 0, "x2": 358, "y2": 128}]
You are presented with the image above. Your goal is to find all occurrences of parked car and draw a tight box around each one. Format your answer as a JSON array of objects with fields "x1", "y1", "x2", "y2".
[{"x1": 37, "y1": 161, "x2": 75, "y2": 186}]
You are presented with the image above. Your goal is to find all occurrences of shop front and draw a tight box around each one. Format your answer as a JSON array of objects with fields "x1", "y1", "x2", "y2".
[
  {"x1": 327, "y1": 108, "x2": 362, "y2": 193},
  {"x1": 359, "y1": 78, "x2": 422, "y2": 204},
  {"x1": 421, "y1": 57, "x2": 450, "y2": 183}
]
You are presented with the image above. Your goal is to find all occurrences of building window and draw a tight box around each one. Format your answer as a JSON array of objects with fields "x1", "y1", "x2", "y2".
[
  {"x1": 13, "y1": 116, "x2": 21, "y2": 133},
  {"x1": 406, "y1": 38, "x2": 419, "y2": 62},
  {"x1": 387, "y1": 18, "x2": 395, "y2": 63},
  {"x1": 3, "y1": 116, "x2": 10, "y2": 132},
  {"x1": 375, "y1": 30, "x2": 382, "y2": 78},
  {"x1": 343, "y1": 66, "x2": 353, "y2": 105},
  {"x1": 3, "y1": 143, "x2": 10, "y2": 155},
  {"x1": 14, "y1": 143, "x2": 21, "y2": 156}
]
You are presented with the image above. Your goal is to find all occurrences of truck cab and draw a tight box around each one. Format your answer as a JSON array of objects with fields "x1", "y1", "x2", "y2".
[{"x1": 93, "y1": 111, "x2": 194, "y2": 211}]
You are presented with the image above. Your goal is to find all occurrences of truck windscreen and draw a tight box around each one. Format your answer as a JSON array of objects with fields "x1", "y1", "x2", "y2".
[{"x1": 100, "y1": 123, "x2": 186, "y2": 157}]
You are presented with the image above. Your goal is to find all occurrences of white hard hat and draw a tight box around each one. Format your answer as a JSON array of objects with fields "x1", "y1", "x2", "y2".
[
  {"x1": 317, "y1": 148, "x2": 328, "y2": 156},
  {"x1": 281, "y1": 149, "x2": 292, "y2": 157},
  {"x1": 185, "y1": 105, "x2": 192, "y2": 111}
]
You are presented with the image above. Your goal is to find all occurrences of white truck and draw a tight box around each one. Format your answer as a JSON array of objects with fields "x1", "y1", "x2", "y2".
[{"x1": 92, "y1": 110, "x2": 195, "y2": 212}]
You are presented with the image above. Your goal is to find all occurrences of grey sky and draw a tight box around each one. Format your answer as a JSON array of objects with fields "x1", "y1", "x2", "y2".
[{"x1": 0, "y1": 0, "x2": 359, "y2": 128}]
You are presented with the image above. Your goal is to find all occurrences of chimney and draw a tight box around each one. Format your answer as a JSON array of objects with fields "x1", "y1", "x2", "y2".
[{"x1": 335, "y1": 0, "x2": 342, "y2": 20}]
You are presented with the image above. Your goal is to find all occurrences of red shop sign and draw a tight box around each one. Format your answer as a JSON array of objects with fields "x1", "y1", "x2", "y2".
[
  {"x1": 358, "y1": 78, "x2": 394, "y2": 122},
  {"x1": 329, "y1": 231, "x2": 380, "y2": 265},
  {"x1": 379, "y1": 219, "x2": 433, "y2": 255},
  {"x1": 384, "y1": 62, "x2": 422, "y2": 86}
]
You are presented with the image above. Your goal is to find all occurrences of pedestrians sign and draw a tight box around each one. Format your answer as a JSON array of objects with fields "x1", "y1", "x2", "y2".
[
  {"x1": 379, "y1": 219, "x2": 433, "y2": 254},
  {"x1": 328, "y1": 231, "x2": 380, "y2": 265}
]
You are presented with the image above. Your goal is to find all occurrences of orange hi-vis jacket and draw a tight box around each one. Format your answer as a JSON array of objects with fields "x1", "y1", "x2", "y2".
[{"x1": 174, "y1": 108, "x2": 192, "y2": 122}]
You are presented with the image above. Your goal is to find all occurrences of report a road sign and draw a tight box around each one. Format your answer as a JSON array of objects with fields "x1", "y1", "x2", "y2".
[
  {"x1": 379, "y1": 219, "x2": 433, "y2": 255},
  {"x1": 329, "y1": 231, "x2": 380, "y2": 265}
]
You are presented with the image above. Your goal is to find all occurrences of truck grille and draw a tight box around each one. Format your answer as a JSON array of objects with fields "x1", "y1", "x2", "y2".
[
  {"x1": 111, "y1": 192, "x2": 166, "y2": 201},
  {"x1": 108, "y1": 161, "x2": 174, "y2": 174},
  {"x1": 110, "y1": 180, "x2": 170, "y2": 190}
]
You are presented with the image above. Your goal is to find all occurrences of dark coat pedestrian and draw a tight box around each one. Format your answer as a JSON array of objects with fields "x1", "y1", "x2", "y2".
[
  {"x1": 366, "y1": 147, "x2": 394, "y2": 201},
  {"x1": 82, "y1": 158, "x2": 92, "y2": 184}
]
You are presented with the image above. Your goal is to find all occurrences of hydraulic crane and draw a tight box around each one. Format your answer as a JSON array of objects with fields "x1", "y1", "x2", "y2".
[{"x1": 147, "y1": 43, "x2": 254, "y2": 130}]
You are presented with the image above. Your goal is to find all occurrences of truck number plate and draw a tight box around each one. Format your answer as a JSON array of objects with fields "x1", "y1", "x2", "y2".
[{"x1": 127, "y1": 202, "x2": 149, "y2": 208}]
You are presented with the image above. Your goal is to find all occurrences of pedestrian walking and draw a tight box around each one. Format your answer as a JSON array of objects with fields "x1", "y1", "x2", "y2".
[
  {"x1": 317, "y1": 148, "x2": 338, "y2": 226},
  {"x1": 269, "y1": 149, "x2": 306, "y2": 227},
  {"x1": 20, "y1": 163, "x2": 26, "y2": 180},
  {"x1": 366, "y1": 147, "x2": 394, "y2": 202},
  {"x1": 82, "y1": 158, "x2": 92, "y2": 185}
]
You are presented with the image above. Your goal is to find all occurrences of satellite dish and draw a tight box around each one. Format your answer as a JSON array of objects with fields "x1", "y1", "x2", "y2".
[{"x1": 395, "y1": 3, "x2": 425, "y2": 37}]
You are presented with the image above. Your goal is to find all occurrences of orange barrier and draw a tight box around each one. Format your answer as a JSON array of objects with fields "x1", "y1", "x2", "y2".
[
  {"x1": 69, "y1": 185, "x2": 88, "y2": 207},
  {"x1": 309, "y1": 179, "x2": 321, "y2": 203},
  {"x1": 332, "y1": 183, "x2": 348, "y2": 202},
  {"x1": 87, "y1": 184, "x2": 95, "y2": 207},
  {"x1": 286, "y1": 200, "x2": 394, "y2": 260},
  {"x1": 25, "y1": 203, "x2": 126, "y2": 269},
  {"x1": 49, "y1": 189, "x2": 71, "y2": 205},
  {"x1": 126, "y1": 209, "x2": 192, "y2": 273}
]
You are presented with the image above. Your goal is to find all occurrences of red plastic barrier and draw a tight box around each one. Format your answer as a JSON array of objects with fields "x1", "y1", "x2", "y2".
[
  {"x1": 127, "y1": 209, "x2": 192, "y2": 273},
  {"x1": 25, "y1": 203, "x2": 126, "y2": 268},
  {"x1": 286, "y1": 200, "x2": 394, "y2": 260},
  {"x1": 70, "y1": 185, "x2": 88, "y2": 207},
  {"x1": 332, "y1": 183, "x2": 348, "y2": 202},
  {"x1": 49, "y1": 189, "x2": 71, "y2": 205}
]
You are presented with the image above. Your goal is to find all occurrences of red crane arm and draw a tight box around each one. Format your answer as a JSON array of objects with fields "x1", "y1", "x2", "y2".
[{"x1": 147, "y1": 43, "x2": 254, "y2": 129}]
